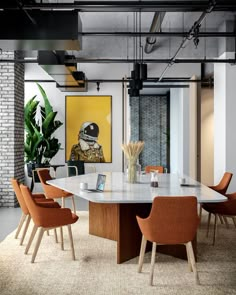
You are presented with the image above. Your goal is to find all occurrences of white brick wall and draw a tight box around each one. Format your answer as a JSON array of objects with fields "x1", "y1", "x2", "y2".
[{"x1": 0, "y1": 51, "x2": 25, "y2": 207}]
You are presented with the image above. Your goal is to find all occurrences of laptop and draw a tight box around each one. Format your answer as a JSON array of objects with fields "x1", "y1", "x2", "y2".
[{"x1": 85, "y1": 174, "x2": 106, "y2": 192}]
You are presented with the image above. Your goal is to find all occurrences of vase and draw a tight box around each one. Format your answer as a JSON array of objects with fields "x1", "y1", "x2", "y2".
[{"x1": 127, "y1": 159, "x2": 137, "y2": 183}]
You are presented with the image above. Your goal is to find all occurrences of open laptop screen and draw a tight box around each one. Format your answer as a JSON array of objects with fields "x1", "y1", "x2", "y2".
[{"x1": 96, "y1": 174, "x2": 106, "y2": 191}]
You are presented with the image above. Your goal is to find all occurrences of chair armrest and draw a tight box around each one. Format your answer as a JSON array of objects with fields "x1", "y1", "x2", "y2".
[
  {"x1": 37, "y1": 202, "x2": 61, "y2": 208},
  {"x1": 32, "y1": 193, "x2": 46, "y2": 199}
]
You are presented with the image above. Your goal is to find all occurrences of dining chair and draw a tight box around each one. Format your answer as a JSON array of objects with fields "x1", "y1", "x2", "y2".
[
  {"x1": 37, "y1": 168, "x2": 76, "y2": 214},
  {"x1": 203, "y1": 192, "x2": 236, "y2": 245},
  {"x1": 199, "y1": 172, "x2": 233, "y2": 222},
  {"x1": 20, "y1": 184, "x2": 78, "y2": 263},
  {"x1": 66, "y1": 160, "x2": 85, "y2": 177},
  {"x1": 136, "y1": 196, "x2": 200, "y2": 286},
  {"x1": 145, "y1": 165, "x2": 164, "y2": 173},
  {"x1": 11, "y1": 178, "x2": 60, "y2": 245}
]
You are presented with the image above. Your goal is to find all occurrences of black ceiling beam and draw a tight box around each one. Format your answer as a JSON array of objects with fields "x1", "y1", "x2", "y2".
[
  {"x1": 24, "y1": 79, "x2": 209, "y2": 84},
  {"x1": 1, "y1": 1, "x2": 236, "y2": 12},
  {"x1": 81, "y1": 31, "x2": 236, "y2": 38},
  {"x1": 1, "y1": 58, "x2": 236, "y2": 64}
]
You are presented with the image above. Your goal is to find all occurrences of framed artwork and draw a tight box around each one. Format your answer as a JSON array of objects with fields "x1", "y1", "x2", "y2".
[{"x1": 65, "y1": 95, "x2": 112, "y2": 163}]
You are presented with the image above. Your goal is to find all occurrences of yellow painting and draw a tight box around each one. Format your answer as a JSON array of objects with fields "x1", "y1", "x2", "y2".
[{"x1": 65, "y1": 96, "x2": 112, "y2": 163}]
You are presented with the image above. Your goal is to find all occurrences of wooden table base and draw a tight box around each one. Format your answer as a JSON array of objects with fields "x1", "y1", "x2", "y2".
[{"x1": 89, "y1": 202, "x2": 196, "y2": 264}]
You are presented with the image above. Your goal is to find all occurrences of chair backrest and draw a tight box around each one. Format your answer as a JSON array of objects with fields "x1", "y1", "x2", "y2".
[
  {"x1": 11, "y1": 178, "x2": 29, "y2": 215},
  {"x1": 145, "y1": 165, "x2": 164, "y2": 173},
  {"x1": 212, "y1": 172, "x2": 233, "y2": 195},
  {"x1": 137, "y1": 196, "x2": 199, "y2": 244},
  {"x1": 37, "y1": 168, "x2": 52, "y2": 184},
  {"x1": 66, "y1": 160, "x2": 85, "y2": 177}
]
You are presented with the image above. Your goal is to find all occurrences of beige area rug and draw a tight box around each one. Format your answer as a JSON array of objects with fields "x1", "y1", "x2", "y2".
[{"x1": 0, "y1": 211, "x2": 236, "y2": 295}]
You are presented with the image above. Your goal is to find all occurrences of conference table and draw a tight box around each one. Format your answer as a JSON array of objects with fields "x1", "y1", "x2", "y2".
[{"x1": 47, "y1": 172, "x2": 227, "y2": 264}]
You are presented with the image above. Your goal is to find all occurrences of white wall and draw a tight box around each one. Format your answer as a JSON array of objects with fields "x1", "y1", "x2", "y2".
[
  {"x1": 201, "y1": 87, "x2": 214, "y2": 186},
  {"x1": 214, "y1": 52, "x2": 236, "y2": 192},
  {"x1": 170, "y1": 87, "x2": 190, "y2": 176}
]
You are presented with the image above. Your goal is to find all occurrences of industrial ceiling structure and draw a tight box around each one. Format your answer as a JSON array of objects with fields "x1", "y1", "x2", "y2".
[{"x1": 0, "y1": 1, "x2": 236, "y2": 90}]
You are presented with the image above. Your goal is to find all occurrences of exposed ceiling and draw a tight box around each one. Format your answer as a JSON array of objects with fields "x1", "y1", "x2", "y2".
[{"x1": 1, "y1": 1, "x2": 236, "y2": 89}]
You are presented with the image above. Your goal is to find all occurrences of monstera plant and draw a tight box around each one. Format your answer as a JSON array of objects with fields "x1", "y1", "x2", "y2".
[{"x1": 24, "y1": 83, "x2": 63, "y2": 175}]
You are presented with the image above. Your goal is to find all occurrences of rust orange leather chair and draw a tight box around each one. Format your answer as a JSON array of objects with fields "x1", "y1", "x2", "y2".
[
  {"x1": 200, "y1": 172, "x2": 233, "y2": 221},
  {"x1": 37, "y1": 169, "x2": 76, "y2": 214},
  {"x1": 20, "y1": 184, "x2": 78, "y2": 263},
  {"x1": 11, "y1": 178, "x2": 58, "y2": 245},
  {"x1": 136, "y1": 196, "x2": 200, "y2": 286},
  {"x1": 145, "y1": 166, "x2": 164, "y2": 173},
  {"x1": 202, "y1": 192, "x2": 236, "y2": 245}
]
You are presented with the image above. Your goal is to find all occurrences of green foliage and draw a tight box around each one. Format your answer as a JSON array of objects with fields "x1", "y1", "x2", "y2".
[{"x1": 24, "y1": 83, "x2": 63, "y2": 164}]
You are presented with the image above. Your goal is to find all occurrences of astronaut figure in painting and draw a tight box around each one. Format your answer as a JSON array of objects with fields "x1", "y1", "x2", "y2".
[{"x1": 70, "y1": 122, "x2": 105, "y2": 163}]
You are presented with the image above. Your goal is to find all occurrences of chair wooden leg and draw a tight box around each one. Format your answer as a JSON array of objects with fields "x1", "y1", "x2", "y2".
[
  {"x1": 138, "y1": 235, "x2": 147, "y2": 273},
  {"x1": 62, "y1": 197, "x2": 65, "y2": 208},
  {"x1": 206, "y1": 212, "x2": 211, "y2": 237},
  {"x1": 232, "y1": 217, "x2": 236, "y2": 228},
  {"x1": 46, "y1": 230, "x2": 49, "y2": 236},
  {"x1": 219, "y1": 215, "x2": 224, "y2": 224},
  {"x1": 186, "y1": 242, "x2": 200, "y2": 285},
  {"x1": 223, "y1": 216, "x2": 229, "y2": 228},
  {"x1": 31, "y1": 227, "x2": 44, "y2": 263},
  {"x1": 67, "y1": 225, "x2": 76, "y2": 260},
  {"x1": 185, "y1": 243, "x2": 193, "y2": 272},
  {"x1": 54, "y1": 229, "x2": 58, "y2": 243},
  {"x1": 25, "y1": 225, "x2": 38, "y2": 254},
  {"x1": 20, "y1": 215, "x2": 31, "y2": 246},
  {"x1": 71, "y1": 196, "x2": 76, "y2": 214},
  {"x1": 150, "y1": 242, "x2": 157, "y2": 286},
  {"x1": 213, "y1": 214, "x2": 218, "y2": 246},
  {"x1": 199, "y1": 204, "x2": 202, "y2": 222},
  {"x1": 15, "y1": 213, "x2": 27, "y2": 239},
  {"x1": 60, "y1": 227, "x2": 64, "y2": 250}
]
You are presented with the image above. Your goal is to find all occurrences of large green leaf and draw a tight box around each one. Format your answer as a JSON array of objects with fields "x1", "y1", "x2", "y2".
[
  {"x1": 24, "y1": 83, "x2": 63, "y2": 164},
  {"x1": 37, "y1": 83, "x2": 53, "y2": 116}
]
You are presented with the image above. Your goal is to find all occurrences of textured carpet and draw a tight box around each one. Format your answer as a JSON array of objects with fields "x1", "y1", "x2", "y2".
[{"x1": 0, "y1": 211, "x2": 236, "y2": 295}]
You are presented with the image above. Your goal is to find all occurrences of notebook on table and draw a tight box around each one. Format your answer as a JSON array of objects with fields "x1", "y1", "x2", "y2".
[{"x1": 85, "y1": 174, "x2": 106, "y2": 192}]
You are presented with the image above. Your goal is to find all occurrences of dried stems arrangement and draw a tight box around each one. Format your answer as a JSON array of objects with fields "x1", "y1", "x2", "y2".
[
  {"x1": 121, "y1": 141, "x2": 145, "y2": 183},
  {"x1": 121, "y1": 141, "x2": 145, "y2": 160}
]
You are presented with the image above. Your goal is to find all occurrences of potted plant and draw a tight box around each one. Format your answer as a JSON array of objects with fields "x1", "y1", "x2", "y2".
[{"x1": 24, "y1": 83, "x2": 63, "y2": 178}]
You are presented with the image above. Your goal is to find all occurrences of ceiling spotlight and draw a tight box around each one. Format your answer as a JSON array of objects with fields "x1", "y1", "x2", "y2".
[{"x1": 96, "y1": 81, "x2": 100, "y2": 92}]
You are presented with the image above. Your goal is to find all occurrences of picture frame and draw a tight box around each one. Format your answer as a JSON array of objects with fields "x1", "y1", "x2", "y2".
[{"x1": 65, "y1": 95, "x2": 112, "y2": 163}]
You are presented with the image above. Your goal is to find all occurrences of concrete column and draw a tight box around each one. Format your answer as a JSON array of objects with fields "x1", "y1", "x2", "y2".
[{"x1": 214, "y1": 52, "x2": 236, "y2": 192}]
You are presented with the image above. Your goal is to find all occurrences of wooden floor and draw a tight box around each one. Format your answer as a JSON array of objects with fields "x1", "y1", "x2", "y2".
[{"x1": 89, "y1": 202, "x2": 196, "y2": 263}]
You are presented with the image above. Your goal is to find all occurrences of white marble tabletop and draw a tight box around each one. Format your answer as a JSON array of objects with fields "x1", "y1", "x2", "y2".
[{"x1": 47, "y1": 172, "x2": 227, "y2": 204}]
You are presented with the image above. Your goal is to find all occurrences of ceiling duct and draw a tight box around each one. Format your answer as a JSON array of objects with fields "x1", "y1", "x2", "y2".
[
  {"x1": 145, "y1": 12, "x2": 165, "y2": 54},
  {"x1": 0, "y1": 10, "x2": 82, "y2": 50},
  {"x1": 38, "y1": 51, "x2": 87, "y2": 92}
]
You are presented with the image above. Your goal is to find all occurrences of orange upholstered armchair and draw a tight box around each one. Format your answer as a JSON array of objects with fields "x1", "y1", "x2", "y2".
[
  {"x1": 145, "y1": 166, "x2": 164, "y2": 173},
  {"x1": 20, "y1": 184, "x2": 78, "y2": 263},
  {"x1": 136, "y1": 196, "x2": 200, "y2": 286},
  {"x1": 37, "y1": 169, "x2": 76, "y2": 214},
  {"x1": 202, "y1": 192, "x2": 236, "y2": 245},
  {"x1": 11, "y1": 178, "x2": 58, "y2": 245},
  {"x1": 200, "y1": 172, "x2": 233, "y2": 222}
]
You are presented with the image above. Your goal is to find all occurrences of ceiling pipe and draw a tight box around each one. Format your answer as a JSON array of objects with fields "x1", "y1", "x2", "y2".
[
  {"x1": 158, "y1": 0, "x2": 216, "y2": 81},
  {"x1": 0, "y1": 58, "x2": 236, "y2": 64},
  {"x1": 80, "y1": 31, "x2": 236, "y2": 37},
  {"x1": 3, "y1": 1, "x2": 235, "y2": 12},
  {"x1": 145, "y1": 12, "x2": 165, "y2": 54}
]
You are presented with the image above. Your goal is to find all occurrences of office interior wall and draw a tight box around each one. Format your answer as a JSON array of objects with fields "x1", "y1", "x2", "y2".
[
  {"x1": 201, "y1": 87, "x2": 214, "y2": 186},
  {"x1": 25, "y1": 62, "x2": 200, "y2": 181}
]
